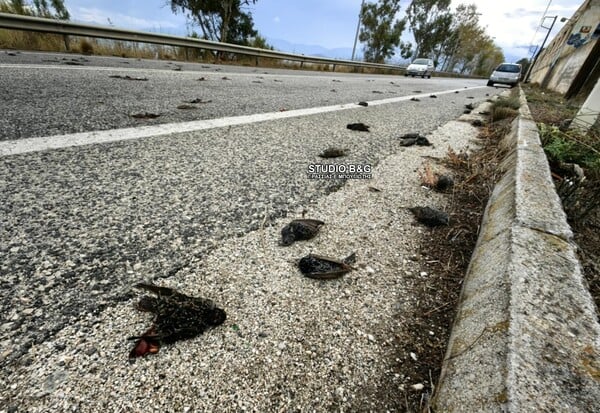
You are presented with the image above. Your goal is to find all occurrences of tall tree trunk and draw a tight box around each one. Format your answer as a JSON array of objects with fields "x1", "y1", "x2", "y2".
[{"x1": 220, "y1": 0, "x2": 234, "y2": 42}]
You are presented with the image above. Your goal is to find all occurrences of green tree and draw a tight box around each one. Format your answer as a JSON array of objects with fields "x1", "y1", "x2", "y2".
[
  {"x1": 33, "y1": 0, "x2": 69, "y2": 19},
  {"x1": 170, "y1": 0, "x2": 258, "y2": 44},
  {"x1": 516, "y1": 58, "x2": 530, "y2": 78},
  {"x1": 359, "y1": 0, "x2": 408, "y2": 63},
  {"x1": 0, "y1": 0, "x2": 69, "y2": 19},
  {"x1": 405, "y1": 0, "x2": 452, "y2": 61},
  {"x1": 438, "y1": 3, "x2": 503, "y2": 75}
]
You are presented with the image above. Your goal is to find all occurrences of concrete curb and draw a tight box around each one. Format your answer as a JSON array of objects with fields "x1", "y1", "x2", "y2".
[{"x1": 431, "y1": 88, "x2": 600, "y2": 412}]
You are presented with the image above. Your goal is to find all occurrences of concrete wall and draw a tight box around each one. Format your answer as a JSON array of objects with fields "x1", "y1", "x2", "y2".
[{"x1": 530, "y1": 0, "x2": 600, "y2": 94}]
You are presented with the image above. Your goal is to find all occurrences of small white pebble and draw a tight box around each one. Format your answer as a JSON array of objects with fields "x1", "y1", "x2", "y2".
[
  {"x1": 366, "y1": 266, "x2": 376, "y2": 274},
  {"x1": 429, "y1": 331, "x2": 435, "y2": 336},
  {"x1": 411, "y1": 383, "x2": 425, "y2": 391},
  {"x1": 410, "y1": 352, "x2": 418, "y2": 361},
  {"x1": 278, "y1": 342, "x2": 286, "y2": 350},
  {"x1": 420, "y1": 271, "x2": 428, "y2": 277},
  {"x1": 367, "y1": 334, "x2": 375, "y2": 342}
]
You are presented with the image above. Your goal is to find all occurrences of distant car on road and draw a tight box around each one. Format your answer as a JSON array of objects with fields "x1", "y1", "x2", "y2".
[
  {"x1": 405, "y1": 58, "x2": 434, "y2": 78},
  {"x1": 487, "y1": 63, "x2": 521, "y2": 87}
]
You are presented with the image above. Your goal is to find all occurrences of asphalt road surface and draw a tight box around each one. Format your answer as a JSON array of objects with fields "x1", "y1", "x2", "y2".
[{"x1": 0, "y1": 51, "x2": 498, "y2": 381}]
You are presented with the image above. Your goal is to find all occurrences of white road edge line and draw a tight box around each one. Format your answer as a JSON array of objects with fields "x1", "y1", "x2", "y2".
[{"x1": 1, "y1": 86, "x2": 486, "y2": 156}]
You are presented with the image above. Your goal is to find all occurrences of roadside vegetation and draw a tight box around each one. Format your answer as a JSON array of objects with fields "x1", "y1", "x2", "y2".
[{"x1": 522, "y1": 84, "x2": 600, "y2": 310}]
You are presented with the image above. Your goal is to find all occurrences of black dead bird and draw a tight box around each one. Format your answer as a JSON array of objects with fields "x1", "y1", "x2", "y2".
[
  {"x1": 435, "y1": 175, "x2": 454, "y2": 191},
  {"x1": 298, "y1": 253, "x2": 356, "y2": 280},
  {"x1": 280, "y1": 219, "x2": 325, "y2": 246},
  {"x1": 347, "y1": 123, "x2": 370, "y2": 132},
  {"x1": 399, "y1": 133, "x2": 431, "y2": 147},
  {"x1": 129, "y1": 283, "x2": 226, "y2": 359},
  {"x1": 319, "y1": 147, "x2": 348, "y2": 158},
  {"x1": 131, "y1": 112, "x2": 161, "y2": 119},
  {"x1": 408, "y1": 206, "x2": 449, "y2": 227},
  {"x1": 410, "y1": 97, "x2": 421, "y2": 102},
  {"x1": 358, "y1": 101, "x2": 369, "y2": 107},
  {"x1": 109, "y1": 75, "x2": 148, "y2": 81},
  {"x1": 185, "y1": 98, "x2": 212, "y2": 104},
  {"x1": 465, "y1": 103, "x2": 475, "y2": 110},
  {"x1": 430, "y1": 94, "x2": 438, "y2": 98}
]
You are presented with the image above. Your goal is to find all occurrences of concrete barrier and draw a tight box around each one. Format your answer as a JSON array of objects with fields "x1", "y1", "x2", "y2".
[{"x1": 431, "y1": 88, "x2": 600, "y2": 412}]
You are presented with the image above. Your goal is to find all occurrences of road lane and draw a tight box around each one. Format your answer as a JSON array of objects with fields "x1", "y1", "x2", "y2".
[
  {"x1": 0, "y1": 52, "x2": 485, "y2": 141},
  {"x1": 1, "y1": 55, "x2": 501, "y2": 410}
]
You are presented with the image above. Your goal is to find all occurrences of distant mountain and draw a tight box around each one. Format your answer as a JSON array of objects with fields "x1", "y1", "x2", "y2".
[{"x1": 266, "y1": 38, "x2": 358, "y2": 60}]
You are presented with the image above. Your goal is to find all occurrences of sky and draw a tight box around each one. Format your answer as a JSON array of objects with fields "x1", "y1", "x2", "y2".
[{"x1": 62, "y1": 0, "x2": 583, "y2": 63}]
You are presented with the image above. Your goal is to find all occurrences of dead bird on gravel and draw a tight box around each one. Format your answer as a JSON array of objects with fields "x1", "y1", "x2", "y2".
[
  {"x1": 319, "y1": 147, "x2": 348, "y2": 158},
  {"x1": 128, "y1": 283, "x2": 226, "y2": 359},
  {"x1": 280, "y1": 219, "x2": 325, "y2": 246},
  {"x1": 298, "y1": 253, "x2": 356, "y2": 279},
  {"x1": 410, "y1": 97, "x2": 421, "y2": 102},
  {"x1": 435, "y1": 175, "x2": 454, "y2": 191},
  {"x1": 130, "y1": 112, "x2": 161, "y2": 119},
  {"x1": 399, "y1": 133, "x2": 431, "y2": 147},
  {"x1": 347, "y1": 122, "x2": 370, "y2": 132},
  {"x1": 358, "y1": 101, "x2": 369, "y2": 107},
  {"x1": 408, "y1": 206, "x2": 449, "y2": 227}
]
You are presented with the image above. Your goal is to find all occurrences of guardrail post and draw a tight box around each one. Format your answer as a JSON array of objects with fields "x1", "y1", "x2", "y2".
[{"x1": 332, "y1": 64, "x2": 336, "y2": 72}]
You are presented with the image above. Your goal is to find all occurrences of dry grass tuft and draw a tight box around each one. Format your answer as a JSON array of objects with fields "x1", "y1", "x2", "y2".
[{"x1": 419, "y1": 161, "x2": 438, "y2": 188}]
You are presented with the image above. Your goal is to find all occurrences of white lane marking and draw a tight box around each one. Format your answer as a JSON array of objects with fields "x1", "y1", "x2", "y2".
[{"x1": 0, "y1": 86, "x2": 486, "y2": 156}]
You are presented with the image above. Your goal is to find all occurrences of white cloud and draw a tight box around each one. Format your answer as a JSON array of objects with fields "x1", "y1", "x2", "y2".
[
  {"x1": 450, "y1": 0, "x2": 581, "y2": 60},
  {"x1": 273, "y1": 16, "x2": 281, "y2": 24}
]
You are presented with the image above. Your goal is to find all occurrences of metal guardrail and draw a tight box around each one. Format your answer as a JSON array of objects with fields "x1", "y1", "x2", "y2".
[{"x1": 0, "y1": 12, "x2": 404, "y2": 72}]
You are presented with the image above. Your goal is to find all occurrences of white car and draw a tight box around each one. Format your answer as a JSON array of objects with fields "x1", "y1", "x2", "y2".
[
  {"x1": 405, "y1": 58, "x2": 434, "y2": 78},
  {"x1": 487, "y1": 63, "x2": 521, "y2": 87}
]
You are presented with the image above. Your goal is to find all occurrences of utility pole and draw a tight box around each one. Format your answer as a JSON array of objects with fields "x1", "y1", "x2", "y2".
[
  {"x1": 351, "y1": 0, "x2": 365, "y2": 60},
  {"x1": 524, "y1": 15, "x2": 558, "y2": 82}
]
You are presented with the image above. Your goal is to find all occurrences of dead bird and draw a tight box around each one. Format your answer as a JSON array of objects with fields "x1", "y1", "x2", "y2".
[
  {"x1": 430, "y1": 94, "x2": 437, "y2": 98},
  {"x1": 109, "y1": 75, "x2": 148, "y2": 81},
  {"x1": 128, "y1": 283, "x2": 226, "y2": 359},
  {"x1": 358, "y1": 101, "x2": 369, "y2": 107},
  {"x1": 347, "y1": 123, "x2": 370, "y2": 132},
  {"x1": 130, "y1": 112, "x2": 161, "y2": 119},
  {"x1": 319, "y1": 147, "x2": 348, "y2": 158},
  {"x1": 280, "y1": 219, "x2": 325, "y2": 246},
  {"x1": 435, "y1": 175, "x2": 454, "y2": 191},
  {"x1": 399, "y1": 133, "x2": 431, "y2": 147},
  {"x1": 408, "y1": 206, "x2": 449, "y2": 227},
  {"x1": 298, "y1": 253, "x2": 356, "y2": 279},
  {"x1": 410, "y1": 97, "x2": 421, "y2": 102}
]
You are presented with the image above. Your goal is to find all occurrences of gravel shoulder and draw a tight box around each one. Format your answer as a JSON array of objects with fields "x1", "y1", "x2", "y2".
[{"x1": 0, "y1": 99, "x2": 487, "y2": 411}]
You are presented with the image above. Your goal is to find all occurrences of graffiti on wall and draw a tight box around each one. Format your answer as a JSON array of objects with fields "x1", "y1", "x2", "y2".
[{"x1": 567, "y1": 22, "x2": 600, "y2": 48}]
